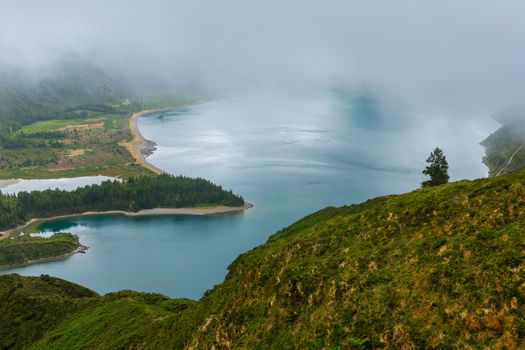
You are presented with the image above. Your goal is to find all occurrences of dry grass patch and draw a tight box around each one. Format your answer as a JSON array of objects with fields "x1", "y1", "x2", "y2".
[
  {"x1": 57, "y1": 122, "x2": 104, "y2": 131},
  {"x1": 67, "y1": 149, "x2": 87, "y2": 157}
]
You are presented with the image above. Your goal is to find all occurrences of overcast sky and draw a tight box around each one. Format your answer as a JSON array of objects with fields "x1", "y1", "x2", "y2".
[{"x1": 1, "y1": 0, "x2": 525, "y2": 112}]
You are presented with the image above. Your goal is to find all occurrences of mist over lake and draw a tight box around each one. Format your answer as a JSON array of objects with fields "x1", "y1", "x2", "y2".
[{"x1": 2, "y1": 88, "x2": 496, "y2": 299}]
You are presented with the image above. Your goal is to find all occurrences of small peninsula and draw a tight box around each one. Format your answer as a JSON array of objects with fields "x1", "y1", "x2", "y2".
[
  {"x1": 0, "y1": 233, "x2": 86, "y2": 269},
  {"x1": 0, "y1": 174, "x2": 246, "y2": 235},
  {"x1": 120, "y1": 109, "x2": 171, "y2": 175}
]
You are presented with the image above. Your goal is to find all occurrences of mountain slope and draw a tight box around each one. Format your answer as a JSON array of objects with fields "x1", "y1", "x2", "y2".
[
  {"x1": 0, "y1": 59, "x2": 203, "y2": 134},
  {"x1": 190, "y1": 170, "x2": 525, "y2": 349},
  {"x1": 0, "y1": 61, "x2": 203, "y2": 179},
  {"x1": 0, "y1": 274, "x2": 98, "y2": 349},
  {"x1": 481, "y1": 109, "x2": 525, "y2": 176},
  {"x1": 0, "y1": 60, "x2": 132, "y2": 132},
  {"x1": 1, "y1": 168, "x2": 525, "y2": 349}
]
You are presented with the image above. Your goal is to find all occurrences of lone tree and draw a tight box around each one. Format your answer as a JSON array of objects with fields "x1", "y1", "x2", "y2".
[{"x1": 421, "y1": 147, "x2": 449, "y2": 187}]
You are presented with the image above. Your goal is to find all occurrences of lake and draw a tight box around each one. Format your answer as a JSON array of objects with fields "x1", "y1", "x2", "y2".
[
  {"x1": 1, "y1": 88, "x2": 496, "y2": 299},
  {"x1": 0, "y1": 176, "x2": 114, "y2": 195}
]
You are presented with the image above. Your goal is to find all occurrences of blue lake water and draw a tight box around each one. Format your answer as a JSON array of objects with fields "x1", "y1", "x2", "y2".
[
  {"x1": 1, "y1": 88, "x2": 496, "y2": 299},
  {"x1": 0, "y1": 176, "x2": 114, "y2": 195}
]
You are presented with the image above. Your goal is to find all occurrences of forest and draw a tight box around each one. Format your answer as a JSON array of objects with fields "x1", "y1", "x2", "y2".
[{"x1": 0, "y1": 175, "x2": 244, "y2": 231}]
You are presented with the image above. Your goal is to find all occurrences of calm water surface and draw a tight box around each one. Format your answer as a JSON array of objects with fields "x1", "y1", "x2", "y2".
[
  {"x1": 1, "y1": 89, "x2": 496, "y2": 299},
  {"x1": 0, "y1": 176, "x2": 114, "y2": 195}
]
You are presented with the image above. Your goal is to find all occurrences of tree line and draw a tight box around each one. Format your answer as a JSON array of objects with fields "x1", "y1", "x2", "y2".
[{"x1": 0, "y1": 175, "x2": 245, "y2": 231}]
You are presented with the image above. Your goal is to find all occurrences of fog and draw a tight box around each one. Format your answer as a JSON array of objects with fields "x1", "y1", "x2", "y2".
[
  {"x1": 2, "y1": 0, "x2": 525, "y2": 114},
  {"x1": 2, "y1": 1, "x2": 523, "y2": 296}
]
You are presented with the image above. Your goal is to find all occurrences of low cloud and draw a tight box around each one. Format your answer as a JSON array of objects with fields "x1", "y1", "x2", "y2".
[{"x1": 1, "y1": 0, "x2": 525, "y2": 113}]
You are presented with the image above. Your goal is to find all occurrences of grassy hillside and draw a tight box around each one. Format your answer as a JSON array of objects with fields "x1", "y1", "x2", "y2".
[
  {"x1": 0, "y1": 233, "x2": 81, "y2": 268},
  {"x1": 0, "y1": 113, "x2": 153, "y2": 179},
  {"x1": 0, "y1": 61, "x2": 203, "y2": 179},
  {"x1": 0, "y1": 274, "x2": 98, "y2": 349},
  {"x1": 481, "y1": 109, "x2": 525, "y2": 176},
  {"x1": 1, "y1": 167, "x2": 525, "y2": 348},
  {"x1": 0, "y1": 61, "x2": 131, "y2": 132},
  {"x1": 0, "y1": 60, "x2": 203, "y2": 133}
]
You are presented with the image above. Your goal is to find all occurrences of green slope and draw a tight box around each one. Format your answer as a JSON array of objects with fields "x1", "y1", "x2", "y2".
[
  {"x1": 481, "y1": 109, "x2": 525, "y2": 176},
  {"x1": 0, "y1": 60, "x2": 203, "y2": 134},
  {"x1": 0, "y1": 61, "x2": 205, "y2": 179},
  {"x1": 0, "y1": 61, "x2": 131, "y2": 132},
  {"x1": 1, "y1": 168, "x2": 525, "y2": 349},
  {"x1": 0, "y1": 274, "x2": 98, "y2": 349}
]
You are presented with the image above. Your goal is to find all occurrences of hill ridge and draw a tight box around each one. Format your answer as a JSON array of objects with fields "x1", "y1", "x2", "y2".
[{"x1": 1, "y1": 167, "x2": 524, "y2": 348}]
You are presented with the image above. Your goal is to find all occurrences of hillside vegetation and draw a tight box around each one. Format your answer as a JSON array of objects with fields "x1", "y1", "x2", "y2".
[
  {"x1": 0, "y1": 61, "x2": 131, "y2": 133},
  {"x1": 1, "y1": 167, "x2": 524, "y2": 349},
  {"x1": 0, "y1": 233, "x2": 81, "y2": 268},
  {"x1": 481, "y1": 110, "x2": 525, "y2": 176},
  {"x1": 0, "y1": 60, "x2": 201, "y2": 134},
  {"x1": 0, "y1": 61, "x2": 202, "y2": 178}
]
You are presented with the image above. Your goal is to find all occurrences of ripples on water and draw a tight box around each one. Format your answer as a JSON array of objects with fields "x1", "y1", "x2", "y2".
[{"x1": 1, "y1": 88, "x2": 497, "y2": 299}]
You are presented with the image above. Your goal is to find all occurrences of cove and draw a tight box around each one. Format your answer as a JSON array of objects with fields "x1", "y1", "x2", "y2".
[{"x1": 0, "y1": 88, "x2": 496, "y2": 299}]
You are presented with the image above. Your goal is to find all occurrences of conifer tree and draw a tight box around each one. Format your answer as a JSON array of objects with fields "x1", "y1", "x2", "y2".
[{"x1": 421, "y1": 147, "x2": 449, "y2": 187}]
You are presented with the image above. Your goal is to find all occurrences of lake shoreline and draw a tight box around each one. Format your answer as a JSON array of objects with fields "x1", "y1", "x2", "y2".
[
  {"x1": 0, "y1": 203, "x2": 254, "y2": 238},
  {"x1": 0, "y1": 242, "x2": 89, "y2": 270},
  {"x1": 0, "y1": 105, "x2": 184, "y2": 183},
  {"x1": 121, "y1": 108, "x2": 175, "y2": 175}
]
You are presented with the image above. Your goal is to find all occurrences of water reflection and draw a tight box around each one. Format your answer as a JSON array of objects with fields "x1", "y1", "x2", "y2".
[{"x1": 0, "y1": 88, "x2": 496, "y2": 299}]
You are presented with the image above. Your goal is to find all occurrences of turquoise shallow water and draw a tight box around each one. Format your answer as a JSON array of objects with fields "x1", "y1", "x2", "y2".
[{"x1": 1, "y1": 88, "x2": 494, "y2": 299}]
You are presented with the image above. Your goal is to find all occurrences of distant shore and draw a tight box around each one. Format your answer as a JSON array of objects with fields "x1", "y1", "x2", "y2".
[
  {"x1": 1, "y1": 203, "x2": 254, "y2": 238},
  {"x1": 122, "y1": 108, "x2": 174, "y2": 175}
]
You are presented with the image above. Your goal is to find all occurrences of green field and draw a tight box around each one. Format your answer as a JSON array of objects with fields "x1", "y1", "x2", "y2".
[
  {"x1": 0, "y1": 62, "x2": 205, "y2": 180},
  {"x1": 0, "y1": 112, "x2": 155, "y2": 179},
  {"x1": 0, "y1": 93, "x2": 205, "y2": 180},
  {"x1": 16, "y1": 117, "x2": 104, "y2": 134}
]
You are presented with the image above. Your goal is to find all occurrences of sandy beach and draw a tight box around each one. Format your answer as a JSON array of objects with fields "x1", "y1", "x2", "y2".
[
  {"x1": 0, "y1": 105, "x2": 255, "y2": 238},
  {"x1": 121, "y1": 108, "x2": 174, "y2": 175},
  {"x1": 1, "y1": 203, "x2": 254, "y2": 238}
]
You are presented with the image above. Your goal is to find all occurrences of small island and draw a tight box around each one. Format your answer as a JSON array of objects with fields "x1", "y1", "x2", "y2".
[{"x1": 0, "y1": 232, "x2": 86, "y2": 269}]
